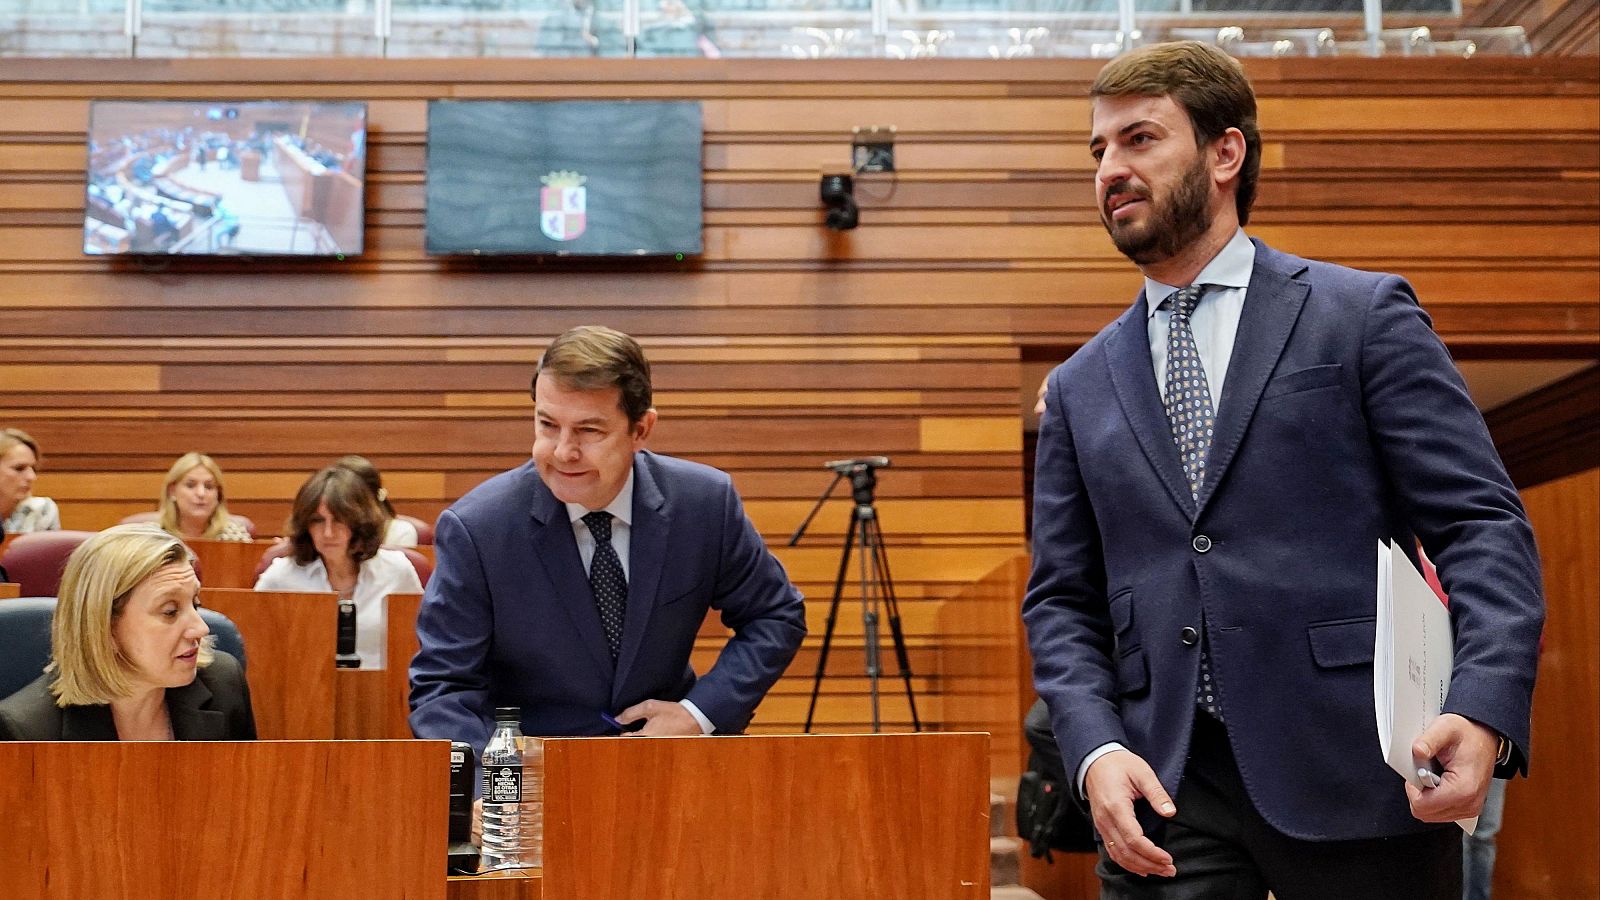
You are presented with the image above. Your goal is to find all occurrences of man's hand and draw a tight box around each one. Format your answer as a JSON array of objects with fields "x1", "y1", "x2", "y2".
[
  {"x1": 1406, "y1": 713, "x2": 1498, "y2": 822},
  {"x1": 617, "y1": 699, "x2": 702, "y2": 736},
  {"x1": 1084, "y1": 749, "x2": 1178, "y2": 878},
  {"x1": 471, "y1": 797, "x2": 482, "y2": 845}
]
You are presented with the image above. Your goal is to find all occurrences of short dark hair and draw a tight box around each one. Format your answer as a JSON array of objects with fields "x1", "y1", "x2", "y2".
[
  {"x1": 286, "y1": 466, "x2": 385, "y2": 566},
  {"x1": 1091, "y1": 41, "x2": 1262, "y2": 226},
  {"x1": 530, "y1": 325, "x2": 654, "y2": 424}
]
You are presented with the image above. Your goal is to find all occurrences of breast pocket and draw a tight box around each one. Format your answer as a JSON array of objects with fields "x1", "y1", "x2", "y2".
[
  {"x1": 660, "y1": 576, "x2": 711, "y2": 607},
  {"x1": 1261, "y1": 363, "x2": 1342, "y2": 401}
]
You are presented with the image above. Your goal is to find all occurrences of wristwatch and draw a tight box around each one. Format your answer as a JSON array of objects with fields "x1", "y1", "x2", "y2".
[{"x1": 1495, "y1": 735, "x2": 1514, "y2": 767}]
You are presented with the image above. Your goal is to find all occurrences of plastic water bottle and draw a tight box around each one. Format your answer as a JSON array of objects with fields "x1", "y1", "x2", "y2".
[{"x1": 480, "y1": 707, "x2": 543, "y2": 869}]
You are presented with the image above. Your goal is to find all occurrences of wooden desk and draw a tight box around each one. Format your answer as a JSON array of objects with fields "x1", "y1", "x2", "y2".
[
  {"x1": 448, "y1": 871, "x2": 542, "y2": 900},
  {"x1": 0, "y1": 740, "x2": 447, "y2": 900},
  {"x1": 189, "y1": 538, "x2": 276, "y2": 589},
  {"x1": 200, "y1": 587, "x2": 421, "y2": 740},
  {"x1": 0, "y1": 583, "x2": 19, "y2": 600},
  {"x1": 201, "y1": 587, "x2": 337, "y2": 739},
  {"x1": 543, "y1": 732, "x2": 990, "y2": 899}
]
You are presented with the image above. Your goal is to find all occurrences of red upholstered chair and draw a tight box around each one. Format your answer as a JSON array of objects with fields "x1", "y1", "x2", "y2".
[
  {"x1": 253, "y1": 541, "x2": 293, "y2": 580},
  {"x1": 0, "y1": 530, "x2": 96, "y2": 598},
  {"x1": 401, "y1": 548, "x2": 433, "y2": 587},
  {"x1": 253, "y1": 543, "x2": 432, "y2": 588},
  {"x1": 395, "y1": 514, "x2": 433, "y2": 546}
]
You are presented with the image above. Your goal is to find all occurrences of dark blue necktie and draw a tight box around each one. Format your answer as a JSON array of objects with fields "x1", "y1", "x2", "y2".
[
  {"x1": 582, "y1": 511, "x2": 627, "y2": 661},
  {"x1": 1163, "y1": 284, "x2": 1223, "y2": 721}
]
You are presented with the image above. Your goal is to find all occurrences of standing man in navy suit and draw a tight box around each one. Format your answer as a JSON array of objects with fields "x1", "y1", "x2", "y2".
[
  {"x1": 1024, "y1": 42, "x2": 1543, "y2": 898},
  {"x1": 411, "y1": 325, "x2": 806, "y2": 756}
]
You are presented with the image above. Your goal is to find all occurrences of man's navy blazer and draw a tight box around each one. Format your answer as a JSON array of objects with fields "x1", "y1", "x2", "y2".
[
  {"x1": 1024, "y1": 240, "x2": 1544, "y2": 842},
  {"x1": 409, "y1": 450, "x2": 806, "y2": 757}
]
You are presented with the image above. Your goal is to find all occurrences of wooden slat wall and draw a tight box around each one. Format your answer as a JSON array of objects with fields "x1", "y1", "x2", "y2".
[
  {"x1": 1498, "y1": 468, "x2": 1600, "y2": 900},
  {"x1": 0, "y1": 57, "x2": 1595, "y2": 743}
]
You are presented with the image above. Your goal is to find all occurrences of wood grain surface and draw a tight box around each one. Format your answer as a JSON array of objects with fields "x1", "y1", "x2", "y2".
[
  {"x1": 542, "y1": 731, "x2": 990, "y2": 899},
  {"x1": 0, "y1": 740, "x2": 449, "y2": 900}
]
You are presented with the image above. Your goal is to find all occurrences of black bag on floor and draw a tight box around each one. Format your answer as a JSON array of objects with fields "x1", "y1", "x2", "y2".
[{"x1": 1017, "y1": 698, "x2": 1097, "y2": 859}]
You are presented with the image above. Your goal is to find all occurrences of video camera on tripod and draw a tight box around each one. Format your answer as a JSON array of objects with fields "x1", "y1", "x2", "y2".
[{"x1": 789, "y1": 455, "x2": 920, "y2": 734}]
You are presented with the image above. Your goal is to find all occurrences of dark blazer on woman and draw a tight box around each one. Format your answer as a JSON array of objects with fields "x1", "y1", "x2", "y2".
[{"x1": 0, "y1": 650, "x2": 257, "y2": 741}]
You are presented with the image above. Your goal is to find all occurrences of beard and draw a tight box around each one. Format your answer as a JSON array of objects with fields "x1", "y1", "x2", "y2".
[{"x1": 1101, "y1": 151, "x2": 1214, "y2": 266}]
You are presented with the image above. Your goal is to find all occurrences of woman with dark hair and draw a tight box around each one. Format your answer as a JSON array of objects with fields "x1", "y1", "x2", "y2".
[
  {"x1": 332, "y1": 454, "x2": 418, "y2": 548},
  {"x1": 0, "y1": 524, "x2": 256, "y2": 741},
  {"x1": 252, "y1": 467, "x2": 421, "y2": 669}
]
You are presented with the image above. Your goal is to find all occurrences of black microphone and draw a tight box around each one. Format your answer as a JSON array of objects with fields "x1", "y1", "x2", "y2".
[
  {"x1": 447, "y1": 741, "x2": 479, "y2": 874},
  {"x1": 334, "y1": 598, "x2": 360, "y2": 668},
  {"x1": 824, "y1": 456, "x2": 891, "y2": 473}
]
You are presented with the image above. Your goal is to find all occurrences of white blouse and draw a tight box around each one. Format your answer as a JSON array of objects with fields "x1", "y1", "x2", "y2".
[
  {"x1": 3, "y1": 496, "x2": 60, "y2": 534},
  {"x1": 252, "y1": 548, "x2": 423, "y2": 670},
  {"x1": 384, "y1": 517, "x2": 419, "y2": 548}
]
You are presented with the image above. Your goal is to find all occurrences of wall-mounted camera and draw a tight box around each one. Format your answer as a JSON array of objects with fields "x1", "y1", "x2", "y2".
[{"x1": 820, "y1": 174, "x2": 858, "y2": 231}]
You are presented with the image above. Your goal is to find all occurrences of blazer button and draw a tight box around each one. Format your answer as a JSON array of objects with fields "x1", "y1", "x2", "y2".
[
  {"x1": 1180, "y1": 626, "x2": 1199, "y2": 646},
  {"x1": 1192, "y1": 534, "x2": 1212, "y2": 553}
]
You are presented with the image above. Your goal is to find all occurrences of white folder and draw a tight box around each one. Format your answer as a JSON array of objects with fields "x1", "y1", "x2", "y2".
[{"x1": 1373, "y1": 538, "x2": 1477, "y2": 834}]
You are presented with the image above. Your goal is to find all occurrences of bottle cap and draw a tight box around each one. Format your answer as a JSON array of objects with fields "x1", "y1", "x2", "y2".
[{"x1": 493, "y1": 707, "x2": 521, "y2": 722}]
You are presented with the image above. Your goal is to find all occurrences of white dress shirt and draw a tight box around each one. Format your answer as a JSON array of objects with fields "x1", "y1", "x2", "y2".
[
  {"x1": 253, "y1": 547, "x2": 423, "y2": 670},
  {"x1": 565, "y1": 470, "x2": 713, "y2": 735},
  {"x1": 1076, "y1": 229, "x2": 1256, "y2": 795}
]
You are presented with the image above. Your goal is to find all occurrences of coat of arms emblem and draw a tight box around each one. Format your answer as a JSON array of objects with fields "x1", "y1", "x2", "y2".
[{"x1": 540, "y1": 170, "x2": 587, "y2": 241}]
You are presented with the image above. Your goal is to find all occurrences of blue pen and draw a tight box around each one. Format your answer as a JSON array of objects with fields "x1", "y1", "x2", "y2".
[{"x1": 601, "y1": 712, "x2": 644, "y2": 733}]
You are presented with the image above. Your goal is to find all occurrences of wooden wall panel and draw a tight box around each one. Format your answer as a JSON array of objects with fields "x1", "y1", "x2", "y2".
[
  {"x1": 0, "y1": 57, "x2": 1595, "y2": 747},
  {"x1": 1497, "y1": 468, "x2": 1600, "y2": 900}
]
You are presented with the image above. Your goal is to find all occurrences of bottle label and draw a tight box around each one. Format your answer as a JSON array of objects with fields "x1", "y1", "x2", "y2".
[{"x1": 484, "y1": 764, "x2": 522, "y2": 803}]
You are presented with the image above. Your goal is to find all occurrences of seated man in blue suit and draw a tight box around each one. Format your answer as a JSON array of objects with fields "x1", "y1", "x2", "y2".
[
  {"x1": 1024, "y1": 42, "x2": 1544, "y2": 899},
  {"x1": 410, "y1": 325, "x2": 807, "y2": 755}
]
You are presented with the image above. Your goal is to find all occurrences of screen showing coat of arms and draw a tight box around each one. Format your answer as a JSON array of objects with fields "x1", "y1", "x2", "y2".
[
  {"x1": 83, "y1": 100, "x2": 367, "y2": 257},
  {"x1": 424, "y1": 100, "x2": 703, "y2": 257}
]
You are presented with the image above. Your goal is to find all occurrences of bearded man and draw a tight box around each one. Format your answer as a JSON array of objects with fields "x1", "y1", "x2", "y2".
[{"x1": 1023, "y1": 41, "x2": 1543, "y2": 899}]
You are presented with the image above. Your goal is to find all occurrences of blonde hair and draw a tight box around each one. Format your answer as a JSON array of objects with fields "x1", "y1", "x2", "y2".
[
  {"x1": 0, "y1": 427, "x2": 41, "y2": 463},
  {"x1": 158, "y1": 452, "x2": 236, "y2": 539},
  {"x1": 48, "y1": 523, "x2": 213, "y2": 707}
]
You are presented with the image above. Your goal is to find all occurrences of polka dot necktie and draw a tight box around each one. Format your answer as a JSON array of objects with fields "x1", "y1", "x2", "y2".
[
  {"x1": 1163, "y1": 284, "x2": 1223, "y2": 721},
  {"x1": 582, "y1": 511, "x2": 627, "y2": 662}
]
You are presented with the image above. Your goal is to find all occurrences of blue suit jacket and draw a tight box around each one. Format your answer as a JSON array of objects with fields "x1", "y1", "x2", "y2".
[
  {"x1": 1024, "y1": 240, "x2": 1544, "y2": 842},
  {"x1": 409, "y1": 451, "x2": 806, "y2": 757}
]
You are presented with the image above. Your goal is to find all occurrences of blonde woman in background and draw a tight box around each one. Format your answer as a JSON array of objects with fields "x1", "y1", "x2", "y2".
[
  {"x1": 1, "y1": 428, "x2": 59, "y2": 535},
  {"x1": 159, "y1": 452, "x2": 251, "y2": 542}
]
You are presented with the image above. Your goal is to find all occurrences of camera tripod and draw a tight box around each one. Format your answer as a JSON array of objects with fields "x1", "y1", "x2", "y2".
[{"x1": 789, "y1": 457, "x2": 920, "y2": 733}]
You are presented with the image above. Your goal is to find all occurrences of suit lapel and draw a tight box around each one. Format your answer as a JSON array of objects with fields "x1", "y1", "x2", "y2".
[
  {"x1": 61, "y1": 704, "x2": 118, "y2": 740},
  {"x1": 529, "y1": 476, "x2": 616, "y2": 681},
  {"x1": 1104, "y1": 299, "x2": 1197, "y2": 518},
  {"x1": 167, "y1": 673, "x2": 227, "y2": 740},
  {"x1": 613, "y1": 454, "x2": 666, "y2": 703},
  {"x1": 1196, "y1": 244, "x2": 1310, "y2": 513}
]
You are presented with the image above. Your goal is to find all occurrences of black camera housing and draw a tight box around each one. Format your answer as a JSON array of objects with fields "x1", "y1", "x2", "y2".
[{"x1": 820, "y1": 174, "x2": 859, "y2": 231}]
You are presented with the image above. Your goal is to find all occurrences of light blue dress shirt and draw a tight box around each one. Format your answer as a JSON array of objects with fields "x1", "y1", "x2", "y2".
[{"x1": 1074, "y1": 229, "x2": 1257, "y2": 794}]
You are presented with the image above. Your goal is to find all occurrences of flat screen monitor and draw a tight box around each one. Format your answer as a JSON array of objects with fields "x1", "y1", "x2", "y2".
[
  {"x1": 425, "y1": 100, "x2": 703, "y2": 257},
  {"x1": 84, "y1": 100, "x2": 367, "y2": 257}
]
